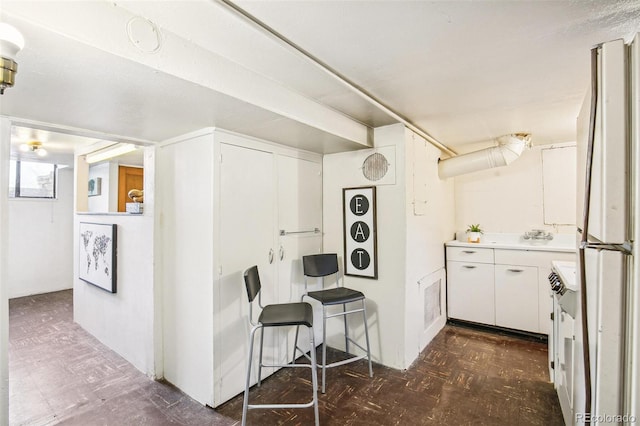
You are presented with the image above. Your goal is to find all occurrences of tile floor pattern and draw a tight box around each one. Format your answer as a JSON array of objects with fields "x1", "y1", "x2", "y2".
[{"x1": 9, "y1": 290, "x2": 564, "y2": 425}]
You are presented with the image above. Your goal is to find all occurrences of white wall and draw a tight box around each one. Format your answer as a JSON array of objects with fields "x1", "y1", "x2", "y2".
[
  {"x1": 87, "y1": 162, "x2": 118, "y2": 213},
  {"x1": 323, "y1": 130, "x2": 406, "y2": 368},
  {"x1": 323, "y1": 123, "x2": 454, "y2": 370},
  {"x1": 8, "y1": 168, "x2": 74, "y2": 299},
  {"x1": 454, "y1": 143, "x2": 576, "y2": 236},
  {"x1": 74, "y1": 148, "x2": 157, "y2": 377},
  {"x1": 403, "y1": 128, "x2": 455, "y2": 367}
]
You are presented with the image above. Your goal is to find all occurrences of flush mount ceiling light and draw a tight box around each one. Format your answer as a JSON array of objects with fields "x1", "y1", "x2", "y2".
[
  {"x1": 0, "y1": 22, "x2": 25, "y2": 95},
  {"x1": 85, "y1": 143, "x2": 138, "y2": 164},
  {"x1": 19, "y1": 140, "x2": 47, "y2": 157}
]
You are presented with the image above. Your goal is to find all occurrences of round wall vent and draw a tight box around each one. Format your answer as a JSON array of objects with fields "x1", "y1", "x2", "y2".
[{"x1": 362, "y1": 152, "x2": 389, "y2": 181}]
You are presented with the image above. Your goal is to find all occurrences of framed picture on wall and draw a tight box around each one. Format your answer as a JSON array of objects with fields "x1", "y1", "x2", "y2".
[
  {"x1": 343, "y1": 186, "x2": 378, "y2": 279},
  {"x1": 88, "y1": 177, "x2": 102, "y2": 197},
  {"x1": 79, "y1": 222, "x2": 117, "y2": 293}
]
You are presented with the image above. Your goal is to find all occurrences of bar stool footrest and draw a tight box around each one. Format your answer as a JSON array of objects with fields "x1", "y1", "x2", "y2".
[
  {"x1": 248, "y1": 401, "x2": 316, "y2": 410},
  {"x1": 320, "y1": 354, "x2": 366, "y2": 369},
  {"x1": 260, "y1": 362, "x2": 314, "y2": 370}
]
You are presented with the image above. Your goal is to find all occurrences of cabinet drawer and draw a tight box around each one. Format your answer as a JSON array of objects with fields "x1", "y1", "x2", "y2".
[
  {"x1": 494, "y1": 249, "x2": 575, "y2": 267},
  {"x1": 446, "y1": 246, "x2": 494, "y2": 264}
]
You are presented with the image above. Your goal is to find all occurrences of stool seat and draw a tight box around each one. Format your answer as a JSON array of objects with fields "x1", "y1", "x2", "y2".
[
  {"x1": 259, "y1": 303, "x2": 313, "y2": 328},
  {"x1": 307, "y1": 287, "x2": 364, "y2": 305}
]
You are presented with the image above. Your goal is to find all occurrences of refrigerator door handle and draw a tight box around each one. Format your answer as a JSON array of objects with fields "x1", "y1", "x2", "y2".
[{"x1": 582, "y1": 241, "x2": 633, "y2": 255}]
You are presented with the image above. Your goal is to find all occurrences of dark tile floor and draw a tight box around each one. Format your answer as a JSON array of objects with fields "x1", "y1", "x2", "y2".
[{"x1": 9, "y1": 290, "x2": 564, "y2": 425}]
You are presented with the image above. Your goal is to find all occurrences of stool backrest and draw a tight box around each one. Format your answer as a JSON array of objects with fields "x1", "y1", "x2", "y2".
[
  {"x1": 303, "y1": 253, "x2": 339, "y2": 277},
  {"x1": 243, "y1": 265, "x2": 261, "y2": 302}
]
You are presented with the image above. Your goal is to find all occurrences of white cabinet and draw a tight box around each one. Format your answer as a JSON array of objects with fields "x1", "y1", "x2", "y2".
[
  {"x1": 446, "y1": 244, "x2": 576, "y2": 335},
  {"x1": 494, "y1": 249, "x2": 575, "y2": 335},
  {"x1": 494, "y1": 265, "x2": 538, "y2": 332},
  {"x1": 447, "y1": 260, "x2": 495, "y2": 324},
  {"x1": 159, "y1": 129, "x2": 322, "y2": 408}
]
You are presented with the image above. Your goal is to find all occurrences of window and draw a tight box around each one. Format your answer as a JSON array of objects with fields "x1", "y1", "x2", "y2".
[{"x1": 9, "y1": 160, "x2": 57, "y2": 199}]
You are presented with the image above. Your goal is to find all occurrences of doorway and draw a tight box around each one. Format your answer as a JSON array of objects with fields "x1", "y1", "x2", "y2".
[{"x1": 117, "y1": 165, "x2": 143, "y2": 212}]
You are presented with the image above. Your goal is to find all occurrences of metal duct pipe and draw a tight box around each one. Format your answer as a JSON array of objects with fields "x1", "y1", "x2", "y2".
[{"x1": 438, "y1": 133, "x2": 531, "y2": 179}]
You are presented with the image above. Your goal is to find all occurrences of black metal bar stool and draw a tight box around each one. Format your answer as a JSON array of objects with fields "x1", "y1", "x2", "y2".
[
  {"x1": 242, "y1": 265, "x2": 319, "y2": 426},
  {"x1": 293, "y1": 253, "x2": 373, "y2": 393}
]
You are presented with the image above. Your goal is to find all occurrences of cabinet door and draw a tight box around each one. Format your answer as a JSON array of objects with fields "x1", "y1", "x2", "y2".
[
  {"x1": 447, "y1": 261, "x2": 495, "y2": 325},
  {"x1": 494, "y1": 264, "x2": 539, "y2": 332},
  {"x1": 216, "y1": 143, "x2": 276, "y2": 405},
  {"x1": 277, "y1": 155, "x2": 322, "y2": 237},
  {"x1": 276, "y1": 156, "x2": 323, "y2": 360}
]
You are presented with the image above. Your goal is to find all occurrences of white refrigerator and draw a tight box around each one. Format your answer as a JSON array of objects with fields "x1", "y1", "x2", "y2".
[{"x1": 574, "y1": 33, "x2": 640, "y2": 424}]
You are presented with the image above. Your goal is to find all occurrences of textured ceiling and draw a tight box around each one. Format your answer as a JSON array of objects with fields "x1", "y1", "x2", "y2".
[
  {"x1": 1, "y1": 0, "x2": 639, "y2": 154},
  {"x1": 234, "y1": 0, "x2": 640, "y2": 146}
]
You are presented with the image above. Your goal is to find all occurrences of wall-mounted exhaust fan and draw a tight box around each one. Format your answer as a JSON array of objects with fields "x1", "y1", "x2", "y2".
[{"x1": 362, "y1": 152, "x2": 390, "y2": 181}]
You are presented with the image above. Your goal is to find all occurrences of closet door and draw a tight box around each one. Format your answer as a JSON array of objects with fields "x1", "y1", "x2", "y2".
[
  {"x1": 215, "y1": 143, "x2": 276, "y2": 405},
  {"x1": 276, "y1": 155, "x2": 323, "y2": 360}
]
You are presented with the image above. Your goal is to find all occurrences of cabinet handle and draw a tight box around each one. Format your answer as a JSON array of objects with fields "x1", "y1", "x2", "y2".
[
  {"x1": 462, "y1": 265, "x2": 477, "y2": 269},
  {"x1": 507, "y1": 268, "x2": 524, "y2": 273},
  {"x1": 462, "y1": 250, "x2": 476, "y2": 254},
  {"x1": 268, "y1": 249, "x2": 274, "y2": 264},
  {"x1": 279, "y1": 245, "x2": 284, "y2": 261}
]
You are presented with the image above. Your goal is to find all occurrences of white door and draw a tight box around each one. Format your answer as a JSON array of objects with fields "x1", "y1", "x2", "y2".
[
  {"x1": 588, "y1": 39, "x2": 627, "y2": 243},
  {"x1": 276, "y1": 155, "x2": 323, "y2": 359},
  {"x1": 215, "y1": 143, "x2": 276, "y2": 405},
  {"x1": 589, "y1": 249, "x2": 626, "y2": 418},
  {"x1": 494, "y1": 265, "x2": 538, "y2": 332}
]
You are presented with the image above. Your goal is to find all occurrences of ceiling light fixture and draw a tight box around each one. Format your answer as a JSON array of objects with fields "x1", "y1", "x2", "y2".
[
  {"x1": 85, "y1": 143, "x2": 138, "y2": 164},
  {"x1": 19, "y1": 141, "x2": 47, "y2": 157},
  {"x1": 0, "y1": 22, "x2": 25, "y2": 95}
]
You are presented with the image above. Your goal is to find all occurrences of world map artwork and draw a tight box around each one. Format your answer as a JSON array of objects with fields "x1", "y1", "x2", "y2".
[
  {"x1": 80, "y1": 230, "x2": 111, "y2": 276},
  {"x1": 79, "y1": 223, "x2": 116, "y2": 292}
]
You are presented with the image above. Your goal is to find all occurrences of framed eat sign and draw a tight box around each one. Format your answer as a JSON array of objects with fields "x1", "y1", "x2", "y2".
[{"x1": 343, "y1": 186, "x2": 378, "y2": 279}]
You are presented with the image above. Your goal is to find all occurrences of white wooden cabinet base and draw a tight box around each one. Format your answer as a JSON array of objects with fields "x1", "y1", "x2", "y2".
[
  {"x1": 446, "y1": 241, "x2": 576, "y2": 335},
  {"x1": 159, "y1": 128, "x2": 322, "y2": 408}
]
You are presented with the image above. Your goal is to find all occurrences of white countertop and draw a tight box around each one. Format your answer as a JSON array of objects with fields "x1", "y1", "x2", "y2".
[{"x1": 446, "y1": 232, "x2": 577, "y2": 253}]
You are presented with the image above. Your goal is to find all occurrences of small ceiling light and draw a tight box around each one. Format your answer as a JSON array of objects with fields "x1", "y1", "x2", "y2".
[
  {"x1": 0, "y1": 22, "x2": 25, "y2": 95},
  {"x1": 20, "y1": 141, "x2": 47, "y2": 157}
]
